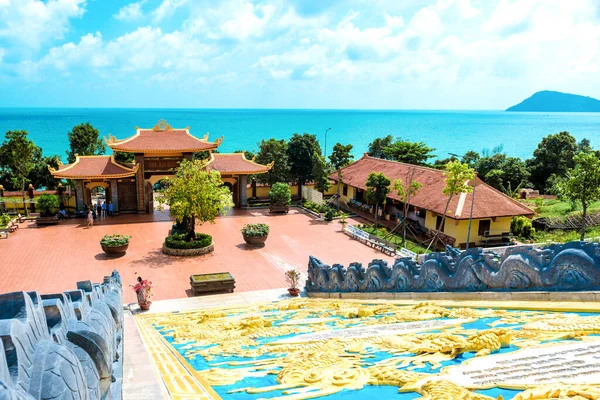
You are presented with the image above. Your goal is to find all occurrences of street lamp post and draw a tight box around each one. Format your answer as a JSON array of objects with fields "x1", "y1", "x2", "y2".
[
  {"x1": 449, "y1": 153, "x2": 476, "y2": 250},
  {"x1": 324, "y1": 128, "x2": 331, "y2": 157}
]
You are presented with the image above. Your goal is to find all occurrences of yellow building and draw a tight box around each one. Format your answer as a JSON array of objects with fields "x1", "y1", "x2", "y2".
[{"x1": 330, "y1": 154, "x2": 534, "y2": 249}]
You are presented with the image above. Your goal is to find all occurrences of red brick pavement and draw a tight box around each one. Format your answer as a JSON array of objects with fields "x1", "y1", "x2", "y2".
[{"x1": 0, "y1": 208, "x2": 391, "y2": 303}]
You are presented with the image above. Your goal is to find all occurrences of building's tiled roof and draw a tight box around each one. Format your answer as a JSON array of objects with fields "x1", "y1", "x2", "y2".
[
  {"x1": 50, "y1": 156, "x2": 139, "y2": 179},
  {"x1": 330, "y1": 154, "x2": 534, "y2": 219},
  {"x1": 206, "y1": 153, "x2": 273, "y2": 175},
  {"x1": 105, "y1": 120, "x2": 221, "y2": 154}
]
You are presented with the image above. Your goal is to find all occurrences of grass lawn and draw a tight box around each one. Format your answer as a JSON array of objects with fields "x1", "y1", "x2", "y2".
[
  {"x1": 360, "y1": 225, "x2": 431, "y2": 254},
  {"x1": 522, "y1": 198, "x2": 600, "y2": 219}
]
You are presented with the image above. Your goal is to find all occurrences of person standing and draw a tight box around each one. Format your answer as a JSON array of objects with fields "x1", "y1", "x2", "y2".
[
  {"x1": 102, "y1": 201, "x2": 107, "y2": 217},
  {"x1": 96, "y1": 201, "x2": 102, "y2": 219},
  {"x1": 87, "y1": 208, "x2": 94, "y2": 228},
  {"x1": 108, "y1": 201, "x2": 114, "y2": 216}
]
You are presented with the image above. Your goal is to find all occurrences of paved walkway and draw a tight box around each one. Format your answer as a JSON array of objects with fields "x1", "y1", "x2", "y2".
[{"x1": 0, "y1": 208, "x2": 391, "y2": 303}]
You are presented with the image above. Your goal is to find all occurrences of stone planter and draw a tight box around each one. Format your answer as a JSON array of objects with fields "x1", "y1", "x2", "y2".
[
  {"x1": 162, "y1": 242, "x2": 214, "y2": 256},
  {"x1": 243, "y1": 234, "x2": 268, "y2": 246},
  {"x1": 101, "y1": 243, "x2": 129, "y2": 255},
  {"x1": 269, "y1": 204, "x2": 289, "y2": 213},
  {"x1": 36, "y1": 216, "x2": 59, "y2": 226}
]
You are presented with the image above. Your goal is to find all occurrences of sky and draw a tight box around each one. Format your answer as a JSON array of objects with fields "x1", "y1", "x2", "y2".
[{"x1": 0, "y1": 0, "x2": 599, "y2": 109}]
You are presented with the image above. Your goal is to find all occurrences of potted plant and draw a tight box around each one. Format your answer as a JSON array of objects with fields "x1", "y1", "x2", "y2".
[
  {"x1": 36, "y1": 194, "x2": 60, "y2": 226},
  {"x1": 338, "y1": 213, "x2": 348, "y2": 231},
  {"x1": 132, "y1": 277, "x2": 153, "y2": 311},
  {"x1": 269, "y1": 182, "x2": 291, "y2": 213},
  {"x1": 241, "y1": 223, "x2": 269, "y2": 246},
  {"x1": 100, "y1": 234, "x2": 131, "y2": 255},
  {"x1": 285, "y1": 269, "x2": 301, "y2": 297}
]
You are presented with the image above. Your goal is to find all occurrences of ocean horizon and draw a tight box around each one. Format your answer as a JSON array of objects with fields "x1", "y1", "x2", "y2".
[{"x1": 1, "y1": 108, "x2": 598, "y2": 162}]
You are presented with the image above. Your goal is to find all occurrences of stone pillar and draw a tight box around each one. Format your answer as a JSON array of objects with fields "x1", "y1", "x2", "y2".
[
  {"x1": 238, "y1": 175, "x2": 248, "y2": 208},
  {"x1": 75, "y1": 181, "x2": 85, "y2": 211},
  {"x1": 135, "y1": 154, "x2": 145, "y2": 213},
  {"x1": 110, "y1": 179, "x2": 119, "y2": 214},
  {"x1": 0, "y1": 185, "x2": 4, "y2": 213},
  {"x1": 57, "y1": 184, "x2": 65, "y2": 210},
  {"x1": 251, "y1": 179, "x2": 257, "y2": 198}
]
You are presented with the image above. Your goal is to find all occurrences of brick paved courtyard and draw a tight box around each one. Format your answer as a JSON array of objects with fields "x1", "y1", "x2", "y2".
[{"x1": 0, "y1": 208, "x2": 391, "y2": 303}]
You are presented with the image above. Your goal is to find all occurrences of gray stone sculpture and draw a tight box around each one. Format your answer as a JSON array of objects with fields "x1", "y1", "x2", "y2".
[
  {"x1": 0, "y1": 270, "x2": 123, "y2": 400},
  {"x1": 306, "y1": 241, "x2": 600, "y2": 293}
]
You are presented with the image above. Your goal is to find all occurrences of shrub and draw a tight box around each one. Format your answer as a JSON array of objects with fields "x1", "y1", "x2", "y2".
[
  {"x1": 0, "y1": 214, "x2": 10, "y2": 228},
  {"x1": 324, "y1": 210, "x2": 334, "y2": 221},
  {"x1": 511, "y1": 216, "x2": 535, "y2": 239},
  {"x1": 37, "y1": 194, "x2": 59, "y2": 216},
  {"x1": 241, "y1": 223, "x2": 269, "y2": 237},
  {"x1": 165, "y1": 232, "x2": 212, "y2": 249},
  {"x1": 285, "y1": 269, "x2": 301, "y2": 289},
  {"x1": 171, "y1": 222, "x2": 187, "y2": 235},
  {"x1": 101, "y1": 234, "x2": 131, "y2": 247},
  {"x1": 269, "y1": 182, "x2": 291, "y2": 205}
]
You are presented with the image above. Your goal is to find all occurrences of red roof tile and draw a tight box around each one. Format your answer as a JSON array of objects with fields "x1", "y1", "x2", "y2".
[
  {"x1": 330, "y1": 155, "x2": 534, "y2": 219},
  {"x1": 106, "y1": 121, "x2": 220, "y2": 153},
  {"x1": 206, "y1": 153, "x2": 273, "y2": 175},
  {"x1": 51, "y1": 156, "x2": 139, "y2": 179}
]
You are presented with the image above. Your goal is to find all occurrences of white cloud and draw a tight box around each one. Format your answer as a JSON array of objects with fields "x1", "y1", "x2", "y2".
[
  {"x1": 0, "y1": 0, "x2": 86, "y2": 50},
  {"x1": 152, "y1": 0, "x2": 189, "y2": 24},
  {"x1": 114, "y1": 1, "x2": 146, "y2": 22}
]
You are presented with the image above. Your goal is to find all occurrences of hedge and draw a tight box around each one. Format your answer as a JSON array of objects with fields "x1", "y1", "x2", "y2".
[{"x1": 165, "y1": 232, "x2": 213, "y2": 249}]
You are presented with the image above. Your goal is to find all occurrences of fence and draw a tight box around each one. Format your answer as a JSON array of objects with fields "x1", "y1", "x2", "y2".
[{"x1": 301, "y1": 186, "x2": 324, "y2": 205}]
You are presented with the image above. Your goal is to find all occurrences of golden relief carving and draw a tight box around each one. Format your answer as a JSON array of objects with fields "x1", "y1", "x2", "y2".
[
  {"x1": 140, "y1": 300, "x2": 600, "y2": 400},
  {"x1": 153, "y1": 119, "x2": 172, "y2": 131}
]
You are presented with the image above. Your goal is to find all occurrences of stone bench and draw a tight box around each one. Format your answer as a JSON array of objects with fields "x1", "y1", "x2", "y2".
[{"x1": 190, "y1": 272, "x2": 235, "y2": 295}]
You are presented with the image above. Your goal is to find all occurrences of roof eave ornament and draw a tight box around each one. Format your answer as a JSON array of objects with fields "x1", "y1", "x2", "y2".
[
  {"x1": 266, "y1": 161, "x2": 275, "y2": 170},
  {"x1": 153, "y1": 119, "x2": 172, "y2": 132},
  {"x1": 214, "y1": 136, "x2": 224, "y2": 146},
  {"x1": 104, "y1": 134, "x2": 118, "y2": 145}
]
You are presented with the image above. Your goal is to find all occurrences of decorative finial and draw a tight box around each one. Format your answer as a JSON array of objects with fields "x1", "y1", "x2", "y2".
[{"x1": 153, "y1": 119, "x2": 172, "y2": 131}]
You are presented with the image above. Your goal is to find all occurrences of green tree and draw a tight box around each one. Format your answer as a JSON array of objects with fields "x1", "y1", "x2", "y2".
[
  {"x1": 234, "y1": 149, "x2": 255, "y2": 159},
  {"x1": 432, "y1": 156, "x2": 458, "y2": 169},
  {"x1": 67, "y1": 122, "x2": 106, "y2": 163},
  {"x1": 475, "y1": 153, "x2": 529, "y2": 193},
  {"x1": 329, "y1": 143, "x2": 354, "y2": 170},
  {"x1": 312, "y1": 151, "x2": 332, "y2": 193},
  {"x1": 255, "y1": 139, "x2": 290, "y2": 186},
  {"x1": 156, "y1": 159, "x2": 233, "y2": 241},
  {"x1": 461, "y1": 151, "x2": 480, "y2": 167},
  {"x1": 114, "y1": 152, "x2": 134, "y2": 164},
  {"x1": 365, "y1": 172, "x2": 391, "y2": 228},
  {"x1": 394, "y1": 170, "x2": 422, "y2": 247},
  {"x1": 526, "y1": 131, "x2": 578, "y2": 192},
  {"x1": 384, "y1": 139, "x2": 435, "y2": 165},
  {"x1": 558, "y1": 152, "x2": 600, "y2": 240},
  {"x1": 29, "y1": 154, "x2": 61, "y2": 190},
  {"x1": 367, "y1": 135, "x2": 393, "y2": 158},
  {"x1": 0, "y1": 130, "x2": 39, "y2": 213},
  {"x1": 287, "y1": 133, "x2": 321, "y2": 193},
  {"x1": 430, "y1": 161, "x2": 474, "y2": 249}
]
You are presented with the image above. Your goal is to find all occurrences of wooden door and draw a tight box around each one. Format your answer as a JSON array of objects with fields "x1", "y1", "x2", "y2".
[{"x1": 118, "y1": 181, "x2": 137, "y2": 212}]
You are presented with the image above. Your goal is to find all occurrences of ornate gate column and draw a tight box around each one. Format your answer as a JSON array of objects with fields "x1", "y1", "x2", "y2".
[
  {"x1": 75, "y1": 180, "x2": 85, "y2": 211},
  {"x1": 238, "y1": 175, "x2": 248, "y2": 208},
  {"x1": 110, "y1": 179, "x2": 119, "y2": 214}
]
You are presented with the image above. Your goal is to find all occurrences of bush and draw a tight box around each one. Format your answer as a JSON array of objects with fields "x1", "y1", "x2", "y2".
[
  {"x1": 511, "y1": 216, "x2": 535, "y2": 239},
  {"x1": 165, "y1": 232, "x2": 212, "y2": 249},
  {"x1": 0, "y1": 214, "x2": 10, "y2": 228},
  {"x1": 101, "y1": 234, "x2": 131, "y2": 247},
  {"x1": 241, "y1": 223, "x2": 269, "y2": 237},
  {"x1": 171, "y1": 222, "x2": 187, "y2": 235},
  {"x1": 324, "y1": 210, "x2": 334, "y2": 221},
  {"x1": 37, "y1": 194, "x2": 59, "y2": 216},
  {"x1": 269, "y1": 182, "x2": 291, "y2": 205}
]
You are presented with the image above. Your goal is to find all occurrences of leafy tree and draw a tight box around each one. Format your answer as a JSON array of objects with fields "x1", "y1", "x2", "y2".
[
  {"x1": 577, "y1": 138, "x2": 592, "y2": 153},
  {"x1": 114, "y1": 152, "x2": 134, "y2": 164},
  {"x1": 365, "y1": 172, "x2": 391, "y2": 228},
  {"x1": 269, "y1": 182, "x2": 292, "y2": 205},
  {"x1": 367, "y1": 135, "x2": 393, "y2": 158},
  {"x1": 287, "y1": 133, "x2": 321, "y2": 193},
  {"x1": 234, "y1": 149, "x2": 255, "y2": 159},
  {"x1": 0, "y1": 130, "x2": 39, "y2": 212},
  {"x1": 394, "y1": 170, "x2": 422, "y2": 246},
  {"x1": 461, "y1": 151, "x2": 480, "y2": 167},
  {"x1": 66, "y1": 122, "x2": 106, "y2": 163},
  {"x1": 432, "y1": 156, "x2": 458, "y2": 169},
  {"x1": 384, "y1": 139, "x2": 435, "y2": 165},
  {"x1": 329, "y1": 143, "x2": 354, "y2": 170},
  {"x1": 255, "y1": 139, "x2": 290, "y2": 185},
  {"x1": 475, "y1": 153, "x2": 529, "y2": 193},
  {"x1": 558, "y1": 152, "x2": 600, "y2": 240},
  {"x1": 429, "y1": 161, "x2": 474, "y2": 249},
  {"x1": 156, "y1": 159, "x2": 233, "y2": 241},
  {"x1": 29, "y1": 154, "x2": 61, "y2": 190},
  {"x1": 526, "y1": 131, "x2": 578, "y2": 192},
  {"x1": 312, "y1": 151, "x2": 332, "y2": 193}
]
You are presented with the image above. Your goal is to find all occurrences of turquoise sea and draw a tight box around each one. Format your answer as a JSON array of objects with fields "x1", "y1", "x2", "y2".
[{"x1": 0, "y1": 108, "x2": 599, "y2": 161}]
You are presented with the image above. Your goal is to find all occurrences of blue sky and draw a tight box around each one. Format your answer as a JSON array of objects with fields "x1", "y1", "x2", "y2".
[{"x1": 0, "y1": 0, "x2": 599, "y2": 109}]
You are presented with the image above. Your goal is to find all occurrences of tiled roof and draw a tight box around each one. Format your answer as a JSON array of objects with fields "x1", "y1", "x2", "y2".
[
  {"x1": 106, "y1": 120, "x2": 221, "y2": 153},
  {"x1": 206, "y1": 153, "x2": 273, "y2": 175},
  {"x1": 330, "y1": 154, "x2": 534, "y2": 219},
  {"x1": 50, "y1": 156, "x2": 139, "y2": 179}
]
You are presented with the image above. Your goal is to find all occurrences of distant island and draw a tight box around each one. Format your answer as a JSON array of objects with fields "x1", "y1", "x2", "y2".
[{"x1": 506, "y1": 90, "x2": 600, "y2": 112}]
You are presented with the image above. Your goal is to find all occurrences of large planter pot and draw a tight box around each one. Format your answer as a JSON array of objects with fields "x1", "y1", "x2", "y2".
[
  {"x1": 243, "y1": 234, "x2": 268, "y2": 246},
  {"x1": 101, "y1": 243, "x2": 129, "y2": 255},
  {"x1": 36, "y1": 216, "x2": 59, "y2": 226},
  {"x1": 270, "y1": 204, "x2": 289, "y2": 213}
]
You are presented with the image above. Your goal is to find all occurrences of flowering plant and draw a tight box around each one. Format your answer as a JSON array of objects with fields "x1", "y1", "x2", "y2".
[{"x1": 132, "y1": 279, "x2": 153, "y2": 304}]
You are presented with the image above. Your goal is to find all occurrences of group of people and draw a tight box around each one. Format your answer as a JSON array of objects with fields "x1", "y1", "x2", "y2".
[{"x1": 86, "y1": 199, "x2": 115, "y2": 228}]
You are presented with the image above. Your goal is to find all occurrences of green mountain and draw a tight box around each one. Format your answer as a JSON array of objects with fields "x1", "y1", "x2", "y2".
[{"x1": 506, "y1": 91, "x2": 600, "y2": 112}]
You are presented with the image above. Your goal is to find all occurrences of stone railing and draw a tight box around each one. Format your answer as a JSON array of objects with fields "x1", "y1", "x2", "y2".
[
  {"x1": 0, "y1": 270, "x2": 123, "y2": 399},
  {"x1": 306, "y1": 241, "x2": 600, "y2": 293}
]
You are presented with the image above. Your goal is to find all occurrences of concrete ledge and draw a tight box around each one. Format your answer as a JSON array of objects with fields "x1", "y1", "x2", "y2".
[
  {"x1": 307, "y1": 291, "x2": 600, "y2": 302},
  {"x1": 161, "y1": 243, "x2": 214, "y2": 256}
]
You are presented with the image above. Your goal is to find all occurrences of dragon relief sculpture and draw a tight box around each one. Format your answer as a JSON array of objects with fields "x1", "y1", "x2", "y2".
[
  {"x1": 306, "y1": 241, "x2": 600, "y2": 293},
  {"x1": 142, "y1": 299, "x2": 600, "y2": 400}
]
